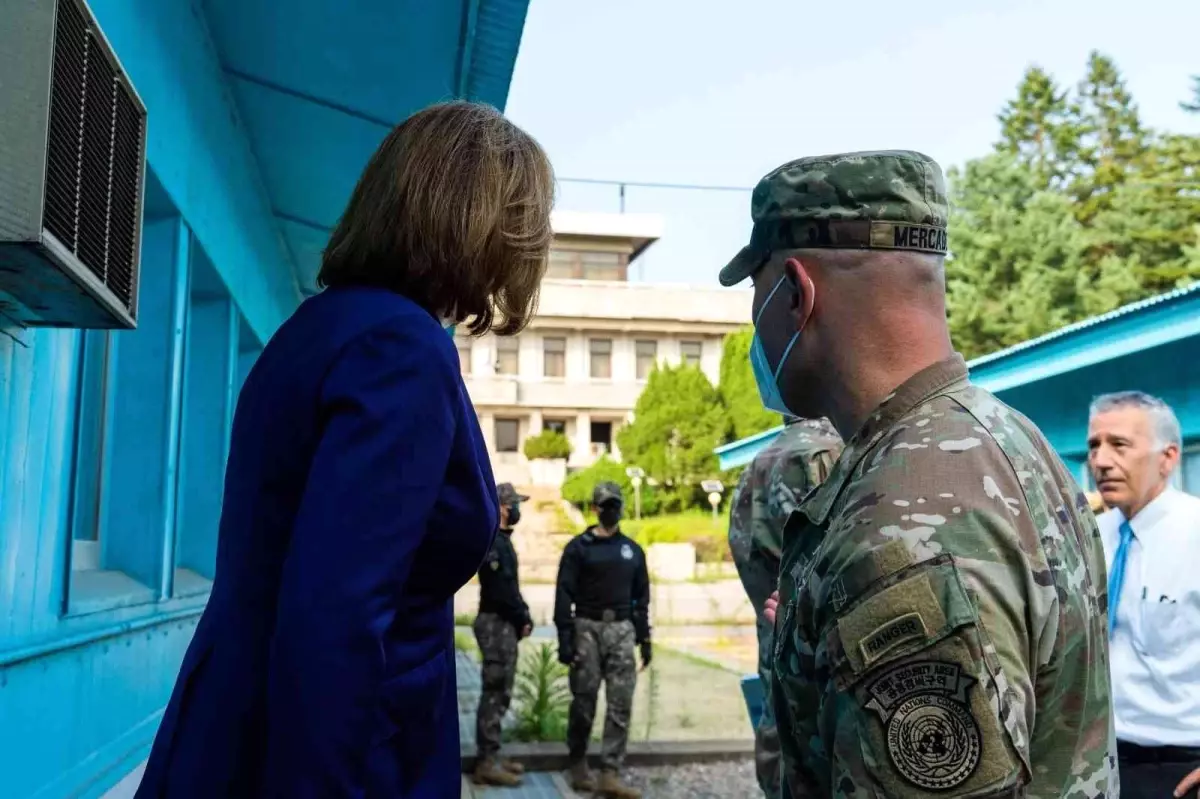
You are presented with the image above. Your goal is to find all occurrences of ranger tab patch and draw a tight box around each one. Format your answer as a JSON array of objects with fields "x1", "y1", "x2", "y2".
[{"x1": 864, "y1": 660, "x2": 982, "y2": 790}]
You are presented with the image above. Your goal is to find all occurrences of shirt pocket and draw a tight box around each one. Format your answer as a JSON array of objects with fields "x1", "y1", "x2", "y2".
[
  {"x1": 1139, "y1": 595, "x2": 1197, "y2": 661},
  {"x1": 825, "y1": 558, "x2": 1027, "y2": 798}
]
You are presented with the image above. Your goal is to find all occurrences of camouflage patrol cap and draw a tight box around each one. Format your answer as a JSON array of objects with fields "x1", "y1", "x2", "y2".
[
  {"x1": 497, "y1": 483, "x2": 529, "y2": 504},
  {"x1": 593, "y1": 481, "x2": 623, "y2": 505},
  {"x1": 719, "y1": 150, "x2": 949, "y2": 287}
]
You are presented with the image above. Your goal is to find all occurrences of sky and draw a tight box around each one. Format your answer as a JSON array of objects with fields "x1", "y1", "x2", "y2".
[{"x1": 504, "y1": 0, "x2": 1200, "y2": 287}]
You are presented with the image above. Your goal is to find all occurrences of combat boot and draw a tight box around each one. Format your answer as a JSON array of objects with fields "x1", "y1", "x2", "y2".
[
  {"x1": 500, "y1": 758, "x2": 525, "y2": 775},
  {"x1": 472, "y1": 757, "x2": 522, "y2": 787},
  {"x1": 596, "y1": 770, "x2": 642, "y2": 799},
  {"x1": 568, "y1": 759, "x2": 596, "y2": 792}
]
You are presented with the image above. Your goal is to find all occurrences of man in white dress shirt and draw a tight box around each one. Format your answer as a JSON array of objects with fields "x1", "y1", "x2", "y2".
[{"x1": 1088, "y1": 391, "x2": 1200, "y2": 799}]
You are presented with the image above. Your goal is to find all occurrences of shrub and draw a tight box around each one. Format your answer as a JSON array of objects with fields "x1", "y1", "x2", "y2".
[
  {"x1": 523, "y1": 429, "x2": 571, "y2": 461},
  {"x1": 561, "y1": 455, "x2": 662, "y2": 516},
  {"x1": 508, "y1": 642, "x2": 571, "y2": 742}
]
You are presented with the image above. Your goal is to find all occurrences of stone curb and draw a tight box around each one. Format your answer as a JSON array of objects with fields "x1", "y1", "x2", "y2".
[{"x1": 461, "y1": 738, "x2": 753, "y2": 774}]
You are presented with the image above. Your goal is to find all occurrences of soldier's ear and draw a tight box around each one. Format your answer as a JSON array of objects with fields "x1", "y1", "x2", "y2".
[{"x1": 783, "y1": 257, "x2": 816, "y2": 332}]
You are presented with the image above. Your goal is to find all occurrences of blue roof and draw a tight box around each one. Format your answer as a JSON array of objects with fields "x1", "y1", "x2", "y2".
[
  {"x1": 713, "y1": 280, "x2": 1200, "y2": 466},
  {"x1": 201, "y1": 0, "x2": 533, "y2": 295}
]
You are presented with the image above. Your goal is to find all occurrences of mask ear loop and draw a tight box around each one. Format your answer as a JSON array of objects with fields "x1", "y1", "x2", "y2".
[
  {"x1": 755, "y1": 274, "x2": 789, "y2": 327},
  {"x1": 757, "y1": 273, "x2": 802, "y2": 383}
]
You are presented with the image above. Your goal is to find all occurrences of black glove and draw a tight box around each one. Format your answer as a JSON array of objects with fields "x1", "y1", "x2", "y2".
[
  {"x1": 639, "y1": 640, "x2": 652, "y2": 669},
  {"x1": 558, "y1": 637, "x2": 576, "y2": 666}
]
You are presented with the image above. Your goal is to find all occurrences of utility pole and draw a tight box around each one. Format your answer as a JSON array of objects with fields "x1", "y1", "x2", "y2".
[
  {"x1": 701, "y1": 480, "x2": 725, "y2": 524},
  {"x1": 625, "y1": 466, "x2": 645, "y2": 520}
]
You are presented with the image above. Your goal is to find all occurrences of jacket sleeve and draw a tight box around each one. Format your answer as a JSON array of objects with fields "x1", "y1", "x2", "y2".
[
  {"x1": 554, "y1": 540, "x2": 581, "y2": 641},
  {"x1": 481, "y1": 542, "x2": 531, "y2": 630},
  {"x1": 260, "y1": 322, "x2": 465, "y2": 797},
  {"x1": 631, "y1": 544, "x2": 651, "y2": 643}
]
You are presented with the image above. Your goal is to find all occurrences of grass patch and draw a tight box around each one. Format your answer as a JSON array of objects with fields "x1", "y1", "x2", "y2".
[
  {"x1": 621, "y1": 511, "x2": 732, "y2": 564},
  {"x1": 590, "y1": 643, "x2": 751, "y2": 743},
  {"x1": 454, "y1": 612, "x2": 476, "y2": 627},
  {"x1": 454, "y1": 627, "x2": 479, "y2": 660}
]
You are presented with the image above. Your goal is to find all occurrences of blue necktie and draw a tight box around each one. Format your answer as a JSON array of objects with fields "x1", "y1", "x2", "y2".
[{"x1": 1107, "y1": 520, "x2": 1134, "y2": 637}]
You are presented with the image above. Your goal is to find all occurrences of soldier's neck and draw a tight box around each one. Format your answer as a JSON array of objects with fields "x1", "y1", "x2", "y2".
[
  {"x1": 828, "y1": 339, "x2": 954, "y2": 440},
  {"x1": 593, "y1": 525, "x2": 618, "y2": 538}
]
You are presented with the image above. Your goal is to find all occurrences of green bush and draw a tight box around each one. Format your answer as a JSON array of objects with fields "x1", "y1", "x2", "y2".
[
  {"x1": 561, "y1": 455, "x2": 662, "y2": 516},
  {"x1": 523, "y1": 429, "x2": 571, "y2": 461},
  {"x1": 507, "y1": 642, "x2": 571, "y2": 742}
]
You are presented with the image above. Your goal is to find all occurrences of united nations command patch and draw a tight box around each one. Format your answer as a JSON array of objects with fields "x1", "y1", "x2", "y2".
[{"x1": 864, "y1": 660, "x2": 982, "y2": 790}]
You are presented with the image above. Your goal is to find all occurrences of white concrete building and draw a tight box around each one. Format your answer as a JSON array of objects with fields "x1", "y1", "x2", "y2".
[{"x1": 456, "y1": 211, "x2": 751, "y2": 485}]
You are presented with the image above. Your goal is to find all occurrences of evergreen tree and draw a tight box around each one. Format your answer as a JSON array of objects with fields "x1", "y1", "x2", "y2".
[
  {"x1": 616, "y1": 363, "x2": 730, "y2": 510},
  {"x1": 947, "y1": 58, "x2": 1200, "y2": 359},
  {"x1": 1069, "y1": 52, "x2": 1149, "y2": 223},
  {"x1": 1182, "y1": 76, "x2": 1200, "y2": 113},
  {"x1": 718, "y1": 327, "x2": 780, "y2": 441},
  {"x1": 995, "y1": 66, "x2": 1080, "y2": 190}
]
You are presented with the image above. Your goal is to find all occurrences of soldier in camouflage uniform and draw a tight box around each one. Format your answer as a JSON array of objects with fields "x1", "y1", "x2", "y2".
[
  {"x1": 555, "y1": 482, "x2": 651, "y2": 799},
  {"x1": 728, "y1": 416, "x2": 843, "y2": 798},
  {"x1": 472, "y1": 483, "x2": 534, "y2": 787},
  {"x1": 720, "y1": 150, "x2": 1117, "y2": 797}
]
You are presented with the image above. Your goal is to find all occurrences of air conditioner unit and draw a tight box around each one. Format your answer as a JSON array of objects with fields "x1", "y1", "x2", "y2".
[{"x1": 0, "y1": 0, "x2": 147, "y2": 329}]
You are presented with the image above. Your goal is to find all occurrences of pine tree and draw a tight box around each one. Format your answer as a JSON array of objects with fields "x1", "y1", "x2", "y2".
[
  {"x1": 717, "y1": 327, "x2": 780, "y2": 441},
  {"x1": 995, "y1": 66, "x2": 1081, "y2": 190},
  {"x1": 1069, "y1": 52, "x2": 1150, "y2": 224},
  {"x1": 1182, "y1": 76, "x2": 1200, "y2": 113}
]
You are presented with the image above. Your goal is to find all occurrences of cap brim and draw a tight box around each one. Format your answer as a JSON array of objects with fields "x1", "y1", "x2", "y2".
[
  {"x1": 718, "y1": 244, "x2": 761, "y2": 287},
  {"x1": 516, "y1": 493, "x2": 530, "y2": 502}
]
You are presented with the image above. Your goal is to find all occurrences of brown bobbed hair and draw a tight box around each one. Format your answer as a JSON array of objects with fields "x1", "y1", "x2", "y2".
[{"x1": 318, "y1": 101, "x2": 555, "y2": 336}]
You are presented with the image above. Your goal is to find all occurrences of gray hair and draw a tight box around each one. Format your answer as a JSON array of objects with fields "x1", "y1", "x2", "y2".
[{"x1": 1089, "y1": 391, "x2": 1182, "y2": 451}]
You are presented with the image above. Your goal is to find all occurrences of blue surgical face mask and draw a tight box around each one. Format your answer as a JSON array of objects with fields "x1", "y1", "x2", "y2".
[
  {"x1": 445, "y1": 324, "x2": 456, "y2": 338},
  {"x1": 750, "y1": 275, "x2": 801, "y2": 416}
]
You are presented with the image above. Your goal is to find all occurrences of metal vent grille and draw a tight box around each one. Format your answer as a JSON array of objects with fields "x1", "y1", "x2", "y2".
[{"x1": 43, "y1": 0, "x2": 143, "y2": 312}]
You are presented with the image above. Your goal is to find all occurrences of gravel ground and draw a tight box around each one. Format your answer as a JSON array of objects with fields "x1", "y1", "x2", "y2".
[{"x1": 620, "y1": 758, "x2": 758, "y2": 798}]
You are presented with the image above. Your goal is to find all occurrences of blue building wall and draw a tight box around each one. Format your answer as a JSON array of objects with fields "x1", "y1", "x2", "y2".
[{"x1": 0, "y1": 2, "x2": 531, "y2": 796}]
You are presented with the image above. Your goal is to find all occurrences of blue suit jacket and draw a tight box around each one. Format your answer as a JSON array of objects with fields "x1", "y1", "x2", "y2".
[{"x1": 137, "y1": 287, "x2": 498, "y2": 798}]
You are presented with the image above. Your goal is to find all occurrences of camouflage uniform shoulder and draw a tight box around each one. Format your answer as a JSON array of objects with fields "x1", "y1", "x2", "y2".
[{"x1": 748, "y1": 418, "x2": 844, "y2": 559}]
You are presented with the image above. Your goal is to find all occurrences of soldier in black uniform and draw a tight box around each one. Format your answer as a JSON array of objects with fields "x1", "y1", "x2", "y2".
[
  {"x1": 555, "y1": 482, "x2": 651, "y2": 799},
  {"x1": 471, "y1": 483, "x2": 534, "y2": 787}
]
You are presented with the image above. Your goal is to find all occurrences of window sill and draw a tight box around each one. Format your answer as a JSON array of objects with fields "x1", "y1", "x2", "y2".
[
  {"x1": 67, "y1": 569, "x2": 157, "y2": 618},
  {"x1": 174, "y1": 567, "x2": 213, "y2": 598}
]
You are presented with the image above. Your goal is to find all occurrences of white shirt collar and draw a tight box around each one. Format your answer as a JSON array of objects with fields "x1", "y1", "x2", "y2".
[{"x1": 1115, "y1": 485, "x2": 1180, "y2": 537}]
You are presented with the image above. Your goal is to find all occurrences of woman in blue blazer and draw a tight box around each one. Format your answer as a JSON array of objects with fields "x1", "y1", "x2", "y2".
[{"x1": 136, "y1": 101, "x2": 554, "y2": 798}]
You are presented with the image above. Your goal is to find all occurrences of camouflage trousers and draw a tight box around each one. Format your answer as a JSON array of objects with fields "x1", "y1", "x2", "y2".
[
  {"x1": 473, "y1": 612, "x2": 519, "y2": 758},
  {"x1": 731, "y1": 533, "x2": 782, "y2": 798},
  {"x1": 567, "y1": 618, "x2": 637, "y2": 772}
]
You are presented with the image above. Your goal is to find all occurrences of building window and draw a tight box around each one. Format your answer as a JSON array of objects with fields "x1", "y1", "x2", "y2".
[
  {"x1": 455, "y1": 336, "x2": 471, "y2": 375},
  {"x1": 495, "y1": 418, "x2": 520, "y2": 453},
  {"x1": 495, "y1": 336, "x2": 518, "y2": 375},
  {"x1": 581, "y1": 251, "x2": 624, "y2": 281},
  {"x1": 544, "y1": 336, "x2": 566, "y2": 378},
  {"x1": 680, "y1": 340, "x2": 702, "y2": 366},
  {"x1": 70, "y1": 331, "x2": 111, "y2": 571},
  {"x1": 544, "y1": 418, "x2": 567, "y2": 435},
  {"x1": 545, "y1": 248, "x2": 627, "y2": 281},
  {"x1": 590, "y1": 338, "x2": 613, "y2": 379},
  {"x1": 635, "y1": 340, "x2": 657, "y2": 380}
]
